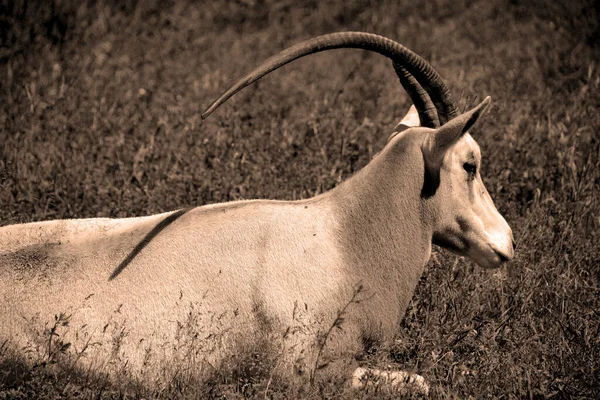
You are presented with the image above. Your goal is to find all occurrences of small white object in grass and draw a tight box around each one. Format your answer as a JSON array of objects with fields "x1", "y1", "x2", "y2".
[{"x1": 351, "y1": 367, "x2": 430, "y2": 396}]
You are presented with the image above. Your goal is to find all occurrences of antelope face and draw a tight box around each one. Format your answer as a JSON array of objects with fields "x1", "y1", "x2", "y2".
[
  {"x1": 433, "y1": 133, "x2": 514, "y2": 268},
  {"x1": 419, "y1": 98, "x2": 514, "y2": 268}
]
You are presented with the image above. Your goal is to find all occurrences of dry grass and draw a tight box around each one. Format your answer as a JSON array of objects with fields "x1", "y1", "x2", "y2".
[{"x1": 1, "y1": 0, "x2": 599, "y2": 398}]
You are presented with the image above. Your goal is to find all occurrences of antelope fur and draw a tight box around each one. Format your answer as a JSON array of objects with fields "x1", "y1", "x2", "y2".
[{"x1": 0, "y1": 33, "x2": 513, "y2": 390}]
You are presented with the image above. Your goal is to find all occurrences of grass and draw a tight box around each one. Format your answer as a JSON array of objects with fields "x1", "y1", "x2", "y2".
[{"x1": 1, "y1": 0, "x2": 599, "y2": 398}]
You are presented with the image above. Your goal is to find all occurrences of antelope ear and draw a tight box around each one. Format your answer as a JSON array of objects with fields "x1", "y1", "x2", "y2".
[
  {"x1": 423, "y1": 96, "x2": 491, "y2": 168},
  {"x1": 388, "y1": 105, "x2": 421, "y2": 142},
  {"x1": 396, "y1": 105, "x2": 421, "y2": 130}
]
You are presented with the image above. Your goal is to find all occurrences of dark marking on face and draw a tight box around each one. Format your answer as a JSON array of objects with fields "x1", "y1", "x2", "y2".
[
  {"x1": 432, "y1": 217, "x2": 472, "y2": 254},
  {"x1": 456, "y1": 216, "x2": 472, "y2": 233},
  {"x1": 108, "y1": 208, "x2": 191, "y2": 281},
  {"x1": 421, "y1": 164, "x2": 440, "y2": 198},
  {"x1": 432, "y1": 231, "x2": 469, "y2": 254}
]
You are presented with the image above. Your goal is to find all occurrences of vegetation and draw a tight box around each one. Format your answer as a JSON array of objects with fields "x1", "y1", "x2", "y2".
[{"x1": 1, "y1": 0, "x2": 599, "y2": 398}]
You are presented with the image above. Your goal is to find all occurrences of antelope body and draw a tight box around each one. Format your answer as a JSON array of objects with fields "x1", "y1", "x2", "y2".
[{"x1": 0, "y1": 33, "x2": 513, "y2": 389}]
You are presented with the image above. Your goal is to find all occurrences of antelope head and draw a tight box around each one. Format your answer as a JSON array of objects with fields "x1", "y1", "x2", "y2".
[{"x1": 396, "y1": 101, "x2": 514, "y2": 268}]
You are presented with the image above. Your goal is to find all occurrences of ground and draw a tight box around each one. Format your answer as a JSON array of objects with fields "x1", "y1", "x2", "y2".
[{"x1": 1, "y1": 0, "x2": 599, "y2": 398}]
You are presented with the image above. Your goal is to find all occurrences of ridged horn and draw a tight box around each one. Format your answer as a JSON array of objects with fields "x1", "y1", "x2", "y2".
[
  {"x1": 201, "y1": 32, "x2": 458, "y2": 126},
  {"x1": 393, "y1": 63, "x2": 440, "y2": 128}
]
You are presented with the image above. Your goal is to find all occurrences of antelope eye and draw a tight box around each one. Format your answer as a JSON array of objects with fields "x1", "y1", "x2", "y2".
[{"x1": 463, "y1": 162, "x2": 477, "y2": 179}]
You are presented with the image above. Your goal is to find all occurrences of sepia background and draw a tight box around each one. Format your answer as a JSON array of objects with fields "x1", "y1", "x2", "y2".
[{"x1": 1, "y1": 0, "x2": 599, "y2": 398}]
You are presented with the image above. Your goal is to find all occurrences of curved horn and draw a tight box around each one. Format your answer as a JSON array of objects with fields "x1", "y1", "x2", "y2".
[
  {"x1": 393, "y1": 63, "x2": 439, "y2": 128},
  {"x1": 201, "y1": 32, "x2": 458, "y2": 126}
]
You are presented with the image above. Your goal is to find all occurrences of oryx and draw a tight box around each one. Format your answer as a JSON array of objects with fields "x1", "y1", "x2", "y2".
[{"x1": 0, "y1": 32, "x2": 513, "y2": 394}]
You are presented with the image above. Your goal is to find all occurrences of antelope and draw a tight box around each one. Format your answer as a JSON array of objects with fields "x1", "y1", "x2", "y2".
[{"x1": 0, "y1": 32, "x2": 513, "y2": 393}]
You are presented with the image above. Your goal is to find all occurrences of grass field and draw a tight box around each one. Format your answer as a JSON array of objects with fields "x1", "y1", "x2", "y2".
[{"x1": 1, "y1": 0, "x2": 599, "y2": 398}]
